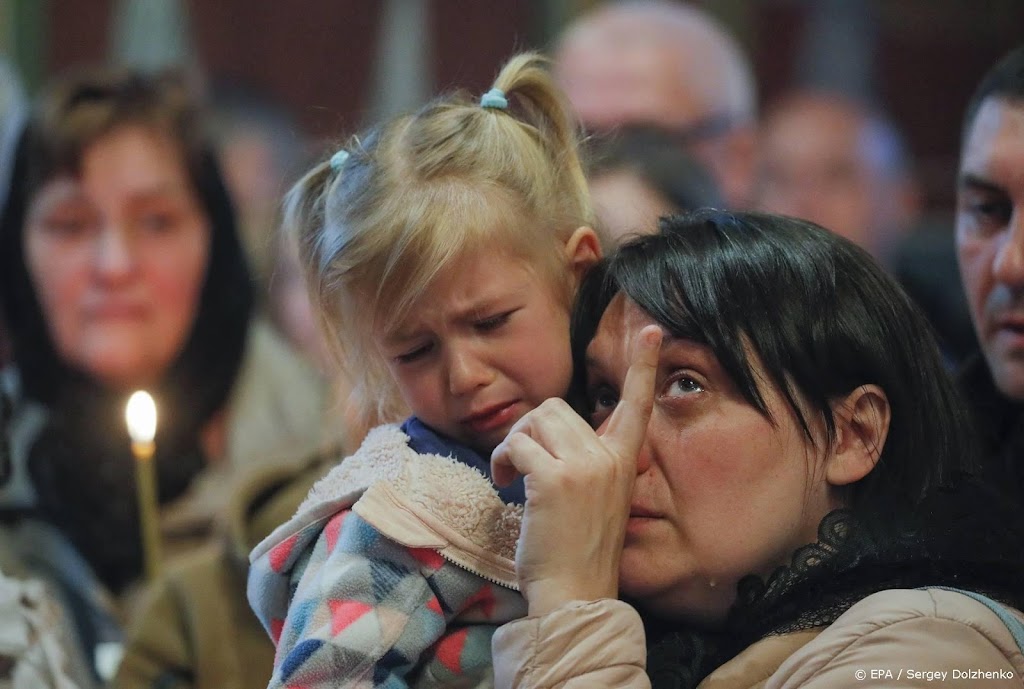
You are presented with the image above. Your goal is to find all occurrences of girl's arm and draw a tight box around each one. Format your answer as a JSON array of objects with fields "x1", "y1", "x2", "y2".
[{"x1": 268, "y1": 509, "x2": 506, "y2": 689}]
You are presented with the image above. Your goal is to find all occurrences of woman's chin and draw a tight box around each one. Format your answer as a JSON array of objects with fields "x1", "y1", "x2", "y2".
[
  {"x1": 619, "y1": 568, "x2": 734, "y2": 627},
  {"x1": 79, "y1": 356, "x2": 164, "y2": 391}
]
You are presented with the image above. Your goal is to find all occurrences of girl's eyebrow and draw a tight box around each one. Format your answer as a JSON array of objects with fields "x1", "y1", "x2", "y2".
[
  {"x1": 455, "y1": 296, "x2": 513, "y2": 322},
  {"x1": 382, "y1": 290, "x2": 528, "y2": 346},
  {"x1": 381, "y1": 327, "x2": 427, "y2": 348}
]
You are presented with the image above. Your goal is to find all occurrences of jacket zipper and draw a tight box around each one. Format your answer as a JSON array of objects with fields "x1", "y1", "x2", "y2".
[{"x1": 437, "y1": 550, "x2": 519, "y2": 591}]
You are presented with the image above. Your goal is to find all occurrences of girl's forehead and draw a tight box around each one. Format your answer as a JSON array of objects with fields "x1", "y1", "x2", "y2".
[{"x1": 375, "y1": 250, "x2": 563, "y2": 339}]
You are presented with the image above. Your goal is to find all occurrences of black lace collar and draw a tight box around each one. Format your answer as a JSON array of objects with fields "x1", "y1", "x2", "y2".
[{"x1": 645, "y1": 485, "x2": 1024, "y2": 689}]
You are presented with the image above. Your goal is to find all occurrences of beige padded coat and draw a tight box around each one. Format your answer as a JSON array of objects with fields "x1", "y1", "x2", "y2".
[{"x1": 492, "y1": 589, "x2": 1024, "y2": 688}]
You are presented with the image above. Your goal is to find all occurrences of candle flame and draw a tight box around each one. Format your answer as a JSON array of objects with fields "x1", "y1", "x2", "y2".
[{"x1": 125, "y1": 391, "x2": 157, "y2": 444}]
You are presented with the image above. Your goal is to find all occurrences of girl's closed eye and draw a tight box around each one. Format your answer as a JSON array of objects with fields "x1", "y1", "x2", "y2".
[
  {"x1": 474, "y1": 309, "x2": 516, "y2": 333},
  {"x1": 394, "y1": 341, "x2": 434, "y2": 364}
]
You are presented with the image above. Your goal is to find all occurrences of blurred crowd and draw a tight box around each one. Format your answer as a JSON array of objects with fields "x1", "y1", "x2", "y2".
[{"x1": 0, "y1": 1, "x2": 1021, "y2": 688}]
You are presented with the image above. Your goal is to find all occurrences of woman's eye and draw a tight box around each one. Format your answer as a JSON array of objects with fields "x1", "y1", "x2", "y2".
[
  {"x1": 137, "y1": 212, "x2": 177, "y2": 233},
  {"x1": 588, "y1": 383, "x2": 619, "y2": 425},
  {"x1": 475, "y1": 311, "x2": 513, "y2": 332},
  {"x1": 44, "y1": 215, "x2": 93, "y2": 237},
  {"x1": 395, "y1": 342, "x2": 433, "y2": 364},
  {"x1": 668, "y1": 376, "x2": 704, "y2": 396}
]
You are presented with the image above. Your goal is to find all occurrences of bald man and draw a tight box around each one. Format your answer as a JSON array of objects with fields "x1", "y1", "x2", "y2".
[
  {"x1": 755, "y1": 90, "x2": 920, "y2": 263},
  {"x1": 555, "y1": 0, "x2": 757, "y2": 208}
]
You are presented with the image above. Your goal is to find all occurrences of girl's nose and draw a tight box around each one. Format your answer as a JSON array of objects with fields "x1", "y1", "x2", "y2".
[{"x1": 446, "y1": 346, "x2": 494, "y2": 396}]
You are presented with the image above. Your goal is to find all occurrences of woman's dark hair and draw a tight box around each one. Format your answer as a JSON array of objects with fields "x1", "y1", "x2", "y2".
[
  {"x1": 0, "y1": 68, "x2": 253, "y2": 591},
  {"x1": 962, "y1": 44, "x2": 1024, "y2": 147},
  {"x1": 573, "y1": 209, "x2": 977, "y2": 522}
]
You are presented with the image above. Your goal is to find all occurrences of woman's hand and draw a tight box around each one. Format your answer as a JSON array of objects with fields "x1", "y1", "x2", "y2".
[{"x1": 490, "y1": 325, "x2": 662, "y2": 616}]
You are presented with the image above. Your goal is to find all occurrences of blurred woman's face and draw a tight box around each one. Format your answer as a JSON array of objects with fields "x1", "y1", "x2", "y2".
[
  {"x1": 585, "y1": 294, "x2": 843, "y2": 626},
  {"x1": 24, "y1": 125, "x2": 210, "y2": 389},
  {"x1": 271, "y1": 234, "x2": 333, "y2": 373}
]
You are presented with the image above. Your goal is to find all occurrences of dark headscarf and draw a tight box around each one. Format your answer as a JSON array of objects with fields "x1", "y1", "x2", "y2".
[{"x1": 0, "y1": 74, "x2": 254, "y2": 592}]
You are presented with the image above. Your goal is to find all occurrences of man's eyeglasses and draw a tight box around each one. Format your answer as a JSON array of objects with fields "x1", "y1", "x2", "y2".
[
  {"x1": 588, "y1": 112, "x2": 739, "y2": 151},
  {"x1": 663, "y1": 112, "x2": 739, "y2": 148}
]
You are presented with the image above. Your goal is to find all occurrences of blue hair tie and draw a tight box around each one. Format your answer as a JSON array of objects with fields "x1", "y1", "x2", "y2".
[
  {"x1": 480, "y1": 88, "x2": 508, "y2": 110},
  {"x1": 330, "y1": 149, "x2": 349, "y2": 171}
]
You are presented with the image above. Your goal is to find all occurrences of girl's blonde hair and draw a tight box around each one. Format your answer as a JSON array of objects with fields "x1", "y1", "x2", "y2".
[{"x1": 283, "y1": 52, "x2": 594, "y2": 428}]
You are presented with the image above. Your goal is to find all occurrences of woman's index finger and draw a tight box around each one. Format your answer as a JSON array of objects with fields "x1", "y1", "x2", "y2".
[{"x1": 601, "y1": 325, "x2": 662, "y2": 458}]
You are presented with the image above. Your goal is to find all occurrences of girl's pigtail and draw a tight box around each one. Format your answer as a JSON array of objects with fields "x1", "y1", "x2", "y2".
[
  {"x1": 492, "y1": 52, "x2": 593, "y2": 226},
  {"x1": 281, "y1": 158, "x2": 336, "y2": 303}
]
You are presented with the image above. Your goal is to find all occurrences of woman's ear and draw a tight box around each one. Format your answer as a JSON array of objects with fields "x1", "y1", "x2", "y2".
[
  {"x1": 564, "y1": 226, "x2": 602, "y2": 283},
  {"x1": 825, "y1": 384, "x2": 891, "y2": 487}
]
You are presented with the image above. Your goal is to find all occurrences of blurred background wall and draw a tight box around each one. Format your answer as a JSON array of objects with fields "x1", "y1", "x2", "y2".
[{"x1": 2, "y1": 0, "x2": 1022, "y2": 217}]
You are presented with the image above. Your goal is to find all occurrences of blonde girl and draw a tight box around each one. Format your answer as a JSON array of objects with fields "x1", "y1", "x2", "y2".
[{"x1": 248, "y1": 52, "x2": 600, "y2": 688}]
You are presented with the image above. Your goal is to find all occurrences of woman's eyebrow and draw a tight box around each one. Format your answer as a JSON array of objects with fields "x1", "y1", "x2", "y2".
[
  {"x1": 29, "y1": 181, "x2": 85, "y2": 207},
  {"x1": 583, "y1": 328, "x2": 689, "y2": 372},
  {"x1": 128, "y1": 186, "x2": 184, "y2": 200},
  {"x1": 583, "y1": 338, "x2": 616, "y2": 380},
  {"x1": 583, "y1": 353, "x2": 607, "y2": 378}
]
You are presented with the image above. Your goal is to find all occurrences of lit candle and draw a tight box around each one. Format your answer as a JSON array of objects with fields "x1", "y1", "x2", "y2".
[{"x1": 125, "y1": 390, "x2": 161, "y2": 581}]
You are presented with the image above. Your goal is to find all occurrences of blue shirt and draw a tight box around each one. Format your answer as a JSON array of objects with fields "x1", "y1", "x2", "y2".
[{"x1": 400, "y1": 416, "x2": 526, "y2": 505}]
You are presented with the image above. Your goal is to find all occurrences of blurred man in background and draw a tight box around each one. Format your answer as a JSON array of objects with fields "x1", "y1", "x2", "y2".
[
  {"x1": 955, "y1": 45, "x2": 1024, "y2": 495},
  {"x1": 755, "y1": 88, "x2": 977, "y2": 364},
  {"x1": 554, "y1": 0, "x2": 758, "y2": 208},
  {"x1": 583, "y1": 125, "x2": 723, "y2": 245},
  {"x1": 755, "y1": 89, "x2": 920, "y2": 263},
  {"x1": 209, "y1": 84, "x2": 309, "y2": 296}
]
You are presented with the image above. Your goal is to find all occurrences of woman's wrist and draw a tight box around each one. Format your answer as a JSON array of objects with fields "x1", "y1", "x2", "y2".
[{"x1": 525, "y1": 580, "x2": 618, "y2": 617}]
